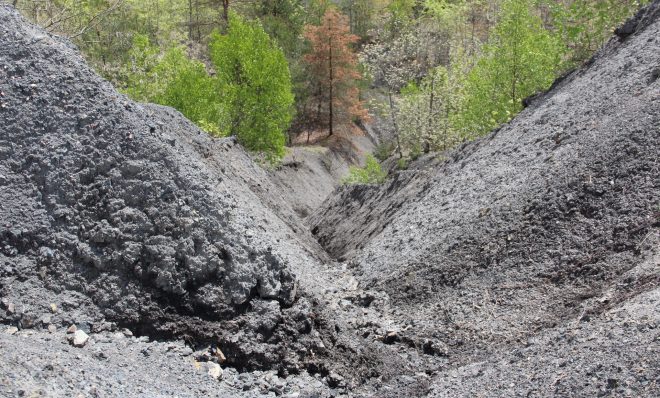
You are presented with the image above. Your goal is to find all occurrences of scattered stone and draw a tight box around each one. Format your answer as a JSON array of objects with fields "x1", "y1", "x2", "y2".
[
  {"x1": 71, "y1": 330, "x2": 89, "y2": 347},
  {"x1": 121, "y1": 328, "x2": 133, "y2": 337},
  {"x1": 212, "y1": 346, "x2": 227, "y2": 363},
  {"x1": 206, "y1": 362, "x2": 223, "y2": 380},
  {"x1": 5, "y1": 326, "x2": 18, "y2": 335},
  {"x1": 6, "y1": 302, "x2": 15, "y2": 315},
  {"x1": 41, "y1": 315, "x2": 52, "y2": 325},
  {"x1": 383, "y1": 330, "x2": 399, "y2": 344},
  {"x1": 49, "y1": 303, "x2": 57, "y2": 313},
  {"x1": 421, "y1": 339, "x2": 449, "y2": 357},
  {"x1": 91, "y1": 322, "x2": 113, "y2": 333},
  {"x1": 48, "y1": 324, "x2": 57, "y2": 333},
  {"x1": 19, "y1": 314, "x2": 38, "y2": 329},
  {"x1": 66, "y1": 324, "x2": 77, "y2": 334},
  {"x1": 327, "y1": 372, "x2": 345, "y2": 388}
]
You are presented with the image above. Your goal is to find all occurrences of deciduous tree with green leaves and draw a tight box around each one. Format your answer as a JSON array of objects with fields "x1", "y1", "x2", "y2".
[
  {"x1": 544, "y1": 0, "x2": 649, "y2": 66},
  {"x1": 342, "y1": 155, "x2": 387, "y2": 184},
  {"x1": 121, "y1": 35, "x2": 224, "y2": 136},
  {"x1": 209, "y1": 15, "x2": 294, "y2": 159},
  {"x1": 458, "y1": 0, "x2": 565, "y2": 136}
]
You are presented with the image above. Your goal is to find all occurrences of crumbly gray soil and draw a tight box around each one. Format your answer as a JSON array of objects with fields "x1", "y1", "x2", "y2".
[
  {"x1": 269, "y1": 133, "x2": 375, "y2": 219},
  {"x1": 0, "y1": 5, "x2": 433, "y2": 396},
  {"x1": 0, "y1": 327, "x2": 336, "y2": 398},
  {"x1": 0, "y1": 1, "x2": 659, "y2": 397},
  {"x1": 310, "y1": 1, "x2": 660, "y2": 396},
  {"x1": 0, "y1": 3, "x2": 374, "y2": 389}
]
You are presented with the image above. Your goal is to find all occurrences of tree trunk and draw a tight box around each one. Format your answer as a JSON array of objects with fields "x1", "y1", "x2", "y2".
[
  {"x1": 388, "y1": 91, "x2": 403, "y2": 159},
  {"x1": 188, "y1": 0, "x2": 193, "y2": 40},
  {"x1": 221, "y1": 0, "x2": 229, "y2": 32},
  {"x1": 196, "y1": 2, "x2": 201, "y2": 41},
  {"x1": 425, "y1": 73, "x2": 435, "y2": 154},
  {"x1": 328, "y1": 36, "x2": 334, "y2": 137},
  {"x1": 348, "y1": 2, "x2": 354, "y2": 34}
]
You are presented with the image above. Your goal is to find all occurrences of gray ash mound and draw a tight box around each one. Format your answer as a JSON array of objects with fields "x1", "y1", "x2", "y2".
[
  {"x1": 311, "y1": 1, "x2": 660, "y2": 396},
  {"x1": 1, "y1": 1, "x2": 660, "y2": 397},
  {"x1": 0, "y1": 5, "x2": 335, "y2": 373}
]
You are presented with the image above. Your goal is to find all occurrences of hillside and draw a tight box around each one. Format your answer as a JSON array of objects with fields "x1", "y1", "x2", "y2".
[
  {"x1": 310, "y1": 1, "x2": 660, "y2": 395},
  {"x1": 0, "y1": 1, "x2": 659, "y2": 397},
  {"x1": 0, "y1": 2, "x2": 348, "y2": 384}
]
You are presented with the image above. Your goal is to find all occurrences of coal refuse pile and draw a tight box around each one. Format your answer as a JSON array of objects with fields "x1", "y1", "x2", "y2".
[
  {"x1": 0, "y1": 1, "x2": 659, "y2": 397},
  {"x1": 0, "y1": 4, "x2": 338, "y2": 377},
  {"x1": 311, "y1": 1, "x2": 660, "y2": 396}
]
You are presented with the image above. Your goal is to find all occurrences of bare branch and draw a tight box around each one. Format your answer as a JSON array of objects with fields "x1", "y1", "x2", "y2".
[{"x1": 68, "y1": 0, "x2": 124, "y2": 40}]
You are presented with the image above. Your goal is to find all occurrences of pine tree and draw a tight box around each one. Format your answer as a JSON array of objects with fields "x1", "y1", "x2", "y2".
[{"x1": 303, "y1": 8, "x2": 368, "y2": 136}]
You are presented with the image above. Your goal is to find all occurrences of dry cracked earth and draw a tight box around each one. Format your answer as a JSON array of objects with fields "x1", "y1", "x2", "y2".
[{"x1": 0, "y1": 2, "x2": 659, "y2": 397}]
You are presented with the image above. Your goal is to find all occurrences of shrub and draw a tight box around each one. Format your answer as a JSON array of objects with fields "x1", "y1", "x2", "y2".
[
  {"x1": 342, "y1": 155, "x2": 387, "y2": 185},
  {"x1": 210, "y1": 15, "x2": 294, "y2": 160},
  {"x1": 373, "y1": 141, "x2": 395, "y2": 162}
]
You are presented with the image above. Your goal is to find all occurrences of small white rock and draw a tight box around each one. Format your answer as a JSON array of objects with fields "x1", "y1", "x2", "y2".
[
  {"x1": 207, "y1": 362, "x2": 223, "y2": 380},
  {"x1": 5, "y1": 326, "x2": 18, "y2": 335},
  {"x1": 72, "y1": 330, "x2": 89, "y2": 347}
]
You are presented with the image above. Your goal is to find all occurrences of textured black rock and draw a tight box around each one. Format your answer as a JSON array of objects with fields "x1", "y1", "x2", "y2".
[
  {"x1": 1, "y1": 1, "x2": 659, "y2": 397},
  {"x1": 311, "y1": 1, "x2": 660, "y2": 396},
  {"x1": 0, "y1": 4, "x2": 331, "y2": 373}
]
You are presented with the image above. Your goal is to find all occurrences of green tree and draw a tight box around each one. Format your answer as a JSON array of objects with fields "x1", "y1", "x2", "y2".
[
  {"x1": 458, "y1": 0, "x2": 564, "y2": 136},
  {"x1": 153, "y1": 48, "x2": 223, "y2": 136},
  {"x1": 122, "y1": 34, "x2": 162, "y2": 102},
  {"x1": 398, "y1": 50, "x2": 469, "y2": 156},
  {"x1": 544, "y1": 0, "x2": 649, "y2": 66},
  {"x1": 339, "y1": 0, "x2": 384, "y2": 40},
  {"x1": 121, "y1": 35, "x2": 224, "y2": 135},
  {"x1": 209, "y1": 15, "x2": 294, "y2": 159}
]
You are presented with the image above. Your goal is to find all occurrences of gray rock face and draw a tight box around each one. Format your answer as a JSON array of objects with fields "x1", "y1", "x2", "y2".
[{"x1": 0, "y1": 5, "x2": 328, "y2": 372}]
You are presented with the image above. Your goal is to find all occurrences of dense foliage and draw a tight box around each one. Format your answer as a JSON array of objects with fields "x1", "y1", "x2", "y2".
[
  {"x1": 458, "y1": 0, "x2": 565, "y2": 136},
  {"x1": 8, "y1": 0, "x2": 649, "y2": 164},
  {"x1": 342, "y1": 155, "x2": 388, "y2": 184},
  {"x1": 119, "y1": 16, "x2": 293, "y2": 159},
  {"x1": 362, "y1": 0, "x2": 648, "y2": 160},
  {"x1": 210, "y1": 16, "x2": 294, "y2": 157}
]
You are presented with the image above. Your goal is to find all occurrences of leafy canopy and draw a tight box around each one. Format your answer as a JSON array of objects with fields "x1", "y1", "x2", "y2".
[
  {"x1": 123, "y1": 35, "x2": 224, "y2": 136},
  {"x1": 457, "y1": 0, "x2": 565, "y2": 136},
  {"x1": 120, "y1": 16, "x2": 294, "y2": 160},
  {"x1": 210, "y1": 15, "x2": 295, "y2": 159}
]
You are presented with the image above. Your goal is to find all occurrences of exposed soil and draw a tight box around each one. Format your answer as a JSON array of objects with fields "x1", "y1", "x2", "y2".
[
  {"x1": 269, "y1": 132, "x2": 375, "y2": 219},
  {"x1": 310, "y1": 1, "x2": 660, "y2": 395},
  {"x1": 0, "y1": 1, "x2": 659, "y2": 397}
]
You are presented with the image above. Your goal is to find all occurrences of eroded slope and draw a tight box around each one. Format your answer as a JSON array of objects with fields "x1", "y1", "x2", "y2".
[
  {"x1": 0, "y1": 5, "x2": 334, "y2": 373},
  {"x1": 312, "y1": 2, "x2": 660, "y2": 396}
]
